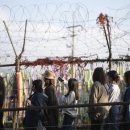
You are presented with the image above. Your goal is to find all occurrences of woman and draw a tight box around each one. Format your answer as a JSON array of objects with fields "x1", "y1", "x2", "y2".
[
  {"x1": 24, "y1": 79, "x2": 48, "y2": 130},
  {"x1": 43, "y1": 70, "x2": 59, "y2": 130},
  {"x1": 107, "y1": 70, "x2": 122, "y2": 130},
  {"x1": 61, "y1": 78, "x2": 79, "y2": 130},
  {"x1": 89, "y1": 67, "x2": 109, "y2": 130},
  {"x1": 0, "y1": 76, "x2": 5, "y2": 129},
  {"x1": 122, "y1": 70, "x2": 130, "y2": 130}
]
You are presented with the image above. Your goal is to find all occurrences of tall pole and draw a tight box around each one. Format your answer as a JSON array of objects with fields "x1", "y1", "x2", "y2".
[
  {"x1": 67, "y1": 14, "x2": 82, "y2": 78},
  {"x1": 67, "y1": 14, "x2": 75, "y2": 78},
  {"x1": 106, "y1": 15, "x2": 112, "y2": 70},
  {"x1": 3, "y1": 20, "x2": 27, "y2": 128},
  {"x1": 3, "y1": 20, "x2": 27, "y2": 106},
  {"x1": 97, "y1": 13, "x2": 112, "y2": 70},
  {"x1": 3, "y1": 21, "x2": 19, "y2": 128},
  {"x1": 72, "y1": 14, "x2": 75, "y2": 78}
]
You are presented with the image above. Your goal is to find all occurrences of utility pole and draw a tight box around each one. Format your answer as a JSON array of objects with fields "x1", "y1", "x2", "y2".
[{"x1": 67, "y1": 21, "x2": 81, "y2": 78}]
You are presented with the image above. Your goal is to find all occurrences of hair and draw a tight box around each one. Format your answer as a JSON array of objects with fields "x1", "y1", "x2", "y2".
[
  {"x1": 93, "y1": 67, "x2": 106, "y2": 85},
  {"x1": 65, "y1": 78, "x2": 79, "y2": 100},
  {"x1": 44, "y1": 78, "x2": 56, "y2": 88},
  {"x1": 0, "y1": 76, "x2": 5, "y2": 108},
  {"x1": 107, "y1": 70, "x2": 119, "y2": 83},
  {"x1": 33, "y1": 79, "x2": 43, "y2": 92},
  {"x1": 124, "y1": 71, "x2": 130, "y2": 86}
]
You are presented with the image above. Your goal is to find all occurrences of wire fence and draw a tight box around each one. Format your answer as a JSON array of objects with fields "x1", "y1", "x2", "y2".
[
  {"x1": 0, "y1": 3, "x2": 130, "y2": 130},
  {"x1": 0, "y1": 3, "x2": 130, "y2": 65}
]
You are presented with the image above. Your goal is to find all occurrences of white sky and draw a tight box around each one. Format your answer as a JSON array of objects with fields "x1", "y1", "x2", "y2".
[{"x1": 0, "y1": 0, "x2": 130, "y2": 68}]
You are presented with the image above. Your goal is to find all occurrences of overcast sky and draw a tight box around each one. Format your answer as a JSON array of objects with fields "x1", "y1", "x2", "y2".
[{"x1": 0, "y1": 0, "x2": 130, "y2": 73}]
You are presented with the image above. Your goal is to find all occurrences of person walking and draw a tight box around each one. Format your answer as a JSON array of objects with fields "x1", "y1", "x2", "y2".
[
  {"x1": 60, "y1": 78, "x2": 79, "y2": 130},
  {"x1": 43, "y1": 70, "x2": 59, "y2": 130},
  {"x1": 89, "y1": 67, "x2": 109, "y2": 130},
  {"x1": 107, "y1": 70, "x2": 122, "y2": 130},
  {"x1": 24, "y1": 79, "x2": 48, "y2": 130},
  {"x1": 122, "y1": 70, "x2": 130, "y2": 130}
]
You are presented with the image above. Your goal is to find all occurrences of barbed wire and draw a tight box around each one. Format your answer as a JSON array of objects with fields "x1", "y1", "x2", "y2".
[{"x1": 0, "y1": 3, "x2": 130, "y2": 65}]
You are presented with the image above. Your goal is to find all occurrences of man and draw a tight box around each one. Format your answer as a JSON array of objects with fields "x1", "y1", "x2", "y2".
[{"x1": 43, "y1": 70, "x2": 59, "y2": 130}]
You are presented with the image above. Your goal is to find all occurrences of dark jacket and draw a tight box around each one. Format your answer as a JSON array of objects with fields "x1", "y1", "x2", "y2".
[
  {"x1": 45, "y1": 85, "x2": 59, "y2": 130},
  {"x1": 0, "y1": 87, "x2": 5, "y2": 129},
  {"x1": 122, "y1": 86, "x2": 130, "y2": 130},
  {"x1": 24, "y1": 92, "x2": 48, "y2": 130}
]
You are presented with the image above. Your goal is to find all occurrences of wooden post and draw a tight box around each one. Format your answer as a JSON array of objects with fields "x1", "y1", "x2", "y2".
[{"x1": 3, "y1": 20, "x2": 27, "y2": 129}]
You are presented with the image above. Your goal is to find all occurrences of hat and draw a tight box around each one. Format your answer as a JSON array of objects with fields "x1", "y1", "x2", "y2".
[{"x1": 43, "y1": 70, "x2": 55, "y2": 79}]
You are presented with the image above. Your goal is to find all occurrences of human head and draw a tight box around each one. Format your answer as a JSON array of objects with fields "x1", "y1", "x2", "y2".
[
  {"x1": 93, "y1": 67, "x2": 106, "y2": 85},
  {"x1": 124, "y1": 71, "x2": 130, "y2": 87},
  {"x1": 0, "y1": 76, "x2": 5, "y2": 105},
  {"x1": 0, "y1": 76, "x2": 5, "y2": 88},
  {"x1": 67, "y1": 78, "x2": 79, "y2": 100},
  {"x1": 107, "y1": 70, "x2": 119, "y2": 83},
  {"x1": 43, "y1": 70, "x2": 56, "y2": 87},
  {"x1": 32, "y1": 79, "x2": 43, "y2": 92}
]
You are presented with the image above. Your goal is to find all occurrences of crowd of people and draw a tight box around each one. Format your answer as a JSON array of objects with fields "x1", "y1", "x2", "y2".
[
  {"x1": 0, "y1": 67, "x2": 130, "y2": 130},
  {"x1": 23, "y1": 70, "x2": 79, "y2": 130},
  {"x1": 89, "y1": 67, "x2": 130, "y2": 130}
]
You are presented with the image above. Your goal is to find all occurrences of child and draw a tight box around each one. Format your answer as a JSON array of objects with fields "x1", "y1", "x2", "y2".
[{"x1": 61, "y1": 78, "x2": 79, "y2": 130}]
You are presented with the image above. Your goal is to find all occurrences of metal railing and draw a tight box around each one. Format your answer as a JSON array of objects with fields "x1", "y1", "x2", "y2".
[{"x1": 1, "y1": 101, "x2": 130, "y2": 130}]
